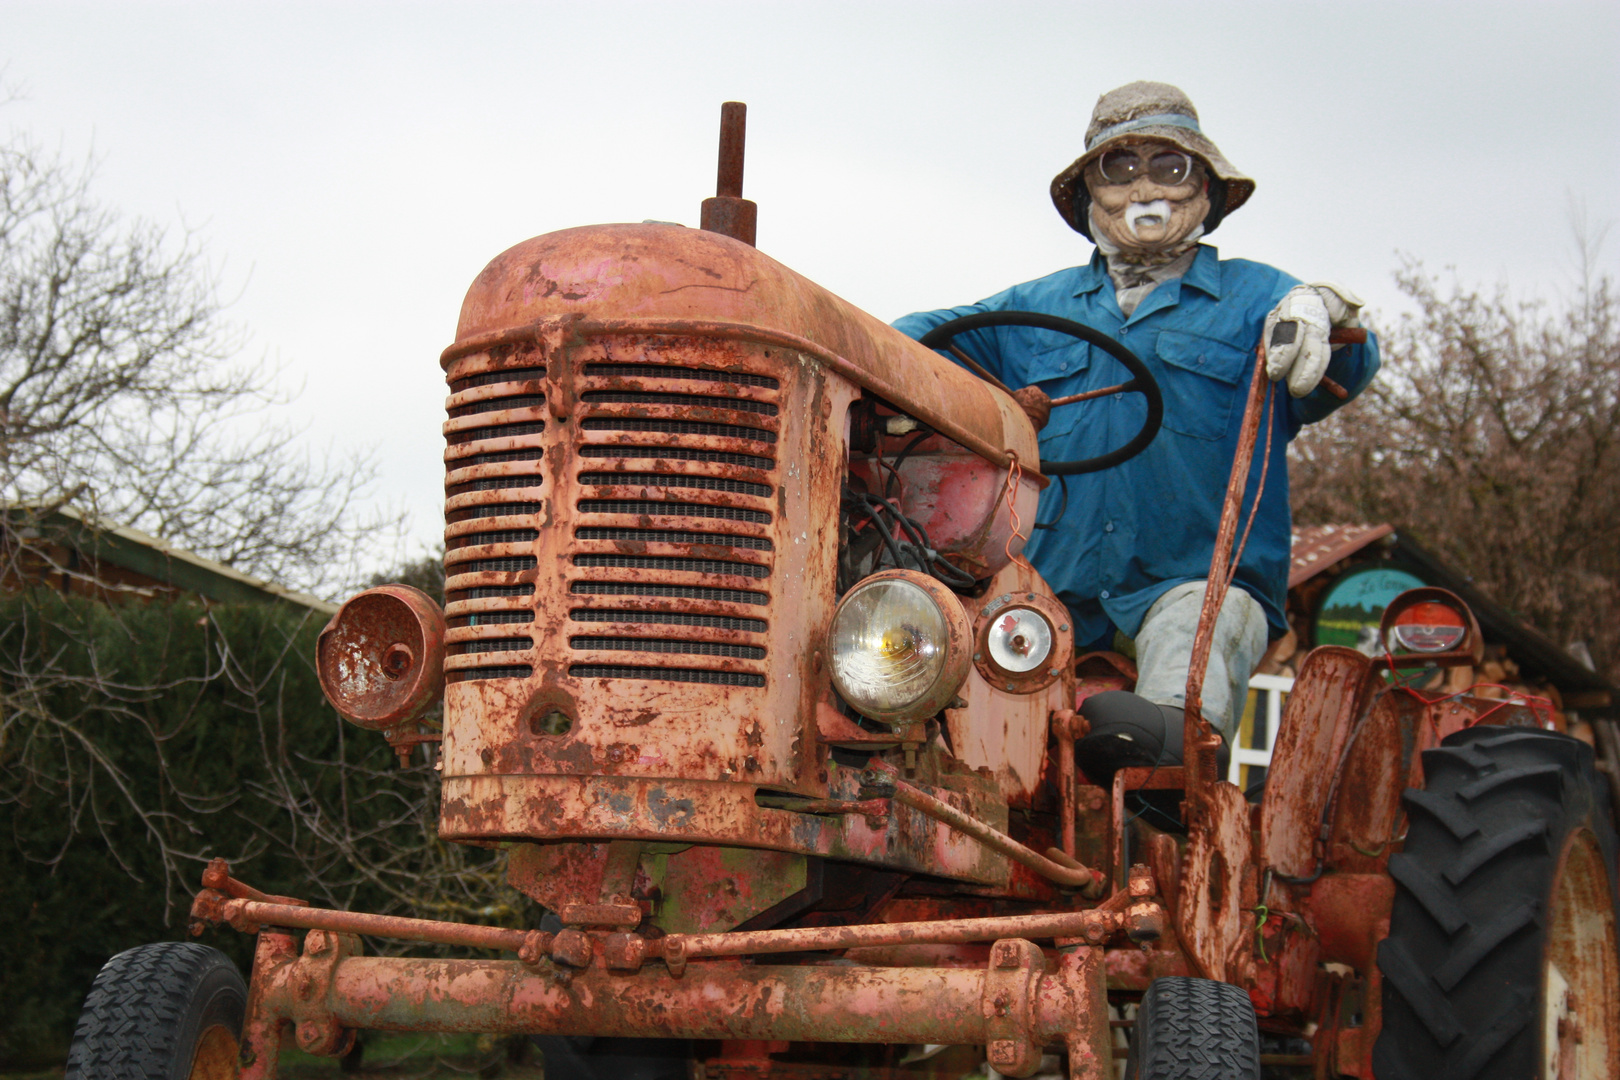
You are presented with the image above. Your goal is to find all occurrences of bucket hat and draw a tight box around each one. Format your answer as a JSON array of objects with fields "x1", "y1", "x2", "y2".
[{"x1": 1050, "y1": 81, "x2": 1254, "y2": 239}]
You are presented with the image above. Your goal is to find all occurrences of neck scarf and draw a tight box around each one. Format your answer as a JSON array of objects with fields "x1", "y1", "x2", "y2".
[{"x1": 1090, "y1": 209, "x2": 1203, "y2": 316}]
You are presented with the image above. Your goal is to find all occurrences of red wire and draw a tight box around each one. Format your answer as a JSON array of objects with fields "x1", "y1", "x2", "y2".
[{"x1": 1382, "y1": 662, "x2": 1556, "y2": 732}]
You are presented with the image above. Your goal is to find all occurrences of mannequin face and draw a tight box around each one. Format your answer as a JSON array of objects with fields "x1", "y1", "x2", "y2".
[{"x1": 1084, "y1": 138, "x2": 1211, "y2": 255}]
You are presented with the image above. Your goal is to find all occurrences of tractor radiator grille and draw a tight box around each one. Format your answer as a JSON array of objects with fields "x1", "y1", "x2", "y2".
[
  {"x1": 442, "y1": 337, "x2": 783, "y2": 688},
  {"x1": 568, "y1": 348, "x2": 780, "y2": 688}
]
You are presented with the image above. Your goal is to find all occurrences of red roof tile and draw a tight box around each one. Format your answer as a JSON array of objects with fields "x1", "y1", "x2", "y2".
[{"x1": 1289, "y1": 523, "x2": 1394, "y2": 588}]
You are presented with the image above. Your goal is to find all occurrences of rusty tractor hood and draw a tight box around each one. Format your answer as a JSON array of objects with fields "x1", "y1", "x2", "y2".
[{"x1": 445, "y1": 223, "x2": 1040, "y2": 477}]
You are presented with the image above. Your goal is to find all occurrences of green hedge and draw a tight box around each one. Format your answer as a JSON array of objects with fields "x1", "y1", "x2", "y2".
[{"x1": 0, "y1": 592, "x2": 461, "y2": 1067}]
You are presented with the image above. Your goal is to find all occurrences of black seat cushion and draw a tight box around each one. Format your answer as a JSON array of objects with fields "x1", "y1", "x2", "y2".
[{"x1": 1075, "y1": 690, "x2": 1228, "y2": 785}]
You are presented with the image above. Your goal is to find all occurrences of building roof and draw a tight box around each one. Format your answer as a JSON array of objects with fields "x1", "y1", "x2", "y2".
[
  {"x1": 3, "y1": 504, "x2": 338, "y2": 617},
  {"x1": 1289, "y1": 523, "x2": 1394, "y2": 588}
]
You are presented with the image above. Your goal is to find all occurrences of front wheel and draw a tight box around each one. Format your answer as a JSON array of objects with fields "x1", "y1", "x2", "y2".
[
  {"x1": 1375, "y1": 727, "x2": 1620, "y2": 1080},
  {"x1": 1125, "y1": 976, "x2": 1260, "y2": 1080},
  {"x1": 65, "y1": 941, "x2": 246, "y2": 1080}
]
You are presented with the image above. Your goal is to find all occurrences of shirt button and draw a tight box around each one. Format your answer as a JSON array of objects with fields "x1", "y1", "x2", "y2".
[
  {"x1": 1059, "y1": 361, "x2": 1069, "y2": 370},
  {"x1": 1099, "y1": 589, "x2": 1111, "y2": 599},
  {"x1": 1104, "y1": 522, "x2": 1115, "y2": 533},
  {"x1": 1119, "y1": 328, "x2": 1129, "y2": 336}
]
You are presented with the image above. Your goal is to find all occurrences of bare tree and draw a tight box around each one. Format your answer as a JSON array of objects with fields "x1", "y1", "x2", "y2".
[
  {"x1": 0, "y1": 114, "x2": 463, "y2": 1057},
  {"x1": 0, "y1": 122, "x2": 398, "y2": 598},
  {"x1": 1291, "y1": 246, "x2": 1620, "y2": 682}
]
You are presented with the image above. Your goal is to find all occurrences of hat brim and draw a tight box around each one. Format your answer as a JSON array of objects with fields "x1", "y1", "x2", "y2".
[{"x1": 1050, "y1": 125, "x2": 1254, "y2": 234}]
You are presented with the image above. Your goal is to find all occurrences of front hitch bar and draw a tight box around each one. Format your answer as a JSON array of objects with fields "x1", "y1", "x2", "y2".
[
  {"x1": 191, "y1": 862, "x2": 1162, "y2": 1080},
  {"x1": 191, "y1": 863, "x2": 1161, "y2": 972}
]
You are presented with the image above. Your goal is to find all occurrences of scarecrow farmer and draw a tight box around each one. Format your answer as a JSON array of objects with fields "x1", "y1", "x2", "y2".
[{"x1": 895, "y1": 81, "x2": 1379, "y2": 779}]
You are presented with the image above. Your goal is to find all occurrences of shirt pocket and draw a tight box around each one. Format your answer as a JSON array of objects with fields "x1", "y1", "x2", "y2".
[
  {"x1": 1021, "y1": 339, "x2": 1093, "y2": 462},
  {"x1": 1020, "y1": 337, "x2": 1093, "y2": 388},
  {"x1": 1153, "y1": 329, "x2": 1252, "y2": 441}
]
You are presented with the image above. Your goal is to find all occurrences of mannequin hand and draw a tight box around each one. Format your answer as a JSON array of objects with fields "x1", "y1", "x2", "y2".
[
  {"x1": 1263, "y1": 286, "x2": 1334, "y2": 397},
  {"x1": 1263, "y1": 282, "x2": 1365, "y2": 397},
  {"x1": 1309, "y1": 281, "x2": 1364, "y2": 329},
  {"x1": 1012, "y1": 386, "x2": 1052, "y2": 431}
]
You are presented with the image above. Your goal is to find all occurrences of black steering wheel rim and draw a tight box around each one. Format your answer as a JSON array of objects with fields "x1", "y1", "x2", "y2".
[{"x1": 917, "y1": 310, "x2": 1164, "y2": 476}]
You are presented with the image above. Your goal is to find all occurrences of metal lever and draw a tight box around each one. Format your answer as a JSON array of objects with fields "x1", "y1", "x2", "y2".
[{"x1": 699, "y1": 101, "x2": 758, "y2": 246}]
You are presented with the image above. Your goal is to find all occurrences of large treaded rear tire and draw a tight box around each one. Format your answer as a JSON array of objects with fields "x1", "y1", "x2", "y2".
[
  {"x1": 64, "y1": 941, "x2": 247, "y2": 1080},
  {"x1": 1126, "y1": 976, "x2": 1260, "y2": 1080},
  {"x1": 1374, "y1": 727, "x2": 1620, "y2": 1080}
]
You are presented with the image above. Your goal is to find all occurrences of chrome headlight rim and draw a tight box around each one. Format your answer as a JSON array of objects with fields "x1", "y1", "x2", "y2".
[{"x1": 824, "y1": 570, "x2": 971, "y2": 723}]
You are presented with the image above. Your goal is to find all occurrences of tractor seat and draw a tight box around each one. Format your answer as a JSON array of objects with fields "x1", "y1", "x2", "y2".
[{"x1": 1075, "y1": 690, "x2": 1229, "y2": 786}]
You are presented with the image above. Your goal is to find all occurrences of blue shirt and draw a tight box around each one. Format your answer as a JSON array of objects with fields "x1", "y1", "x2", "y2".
[{"x1": 892, "y1": 244, "x2": 1379, "y2": 644}]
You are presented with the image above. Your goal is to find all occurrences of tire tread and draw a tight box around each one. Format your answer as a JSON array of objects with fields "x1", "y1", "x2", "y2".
[
  {"x1": 64, "y1": 941, "x2": 245, "y2": 1080},
  {"x1": 1131, "y1": 977, "x2": 1259, "y2": 1080},
  {"x1": 1375, "y1": 727, "x2": 1619, "y2": 1080}
]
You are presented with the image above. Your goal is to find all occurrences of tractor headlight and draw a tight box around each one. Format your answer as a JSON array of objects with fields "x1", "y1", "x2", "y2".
[{"x1": 826, "y1": 571, "x2": 970, "y2": 723}]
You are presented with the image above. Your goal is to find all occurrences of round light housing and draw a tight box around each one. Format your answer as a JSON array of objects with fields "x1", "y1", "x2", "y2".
[
  {"x1": 987, "y1": 608, "x2": 1053, "y2": 672},
  {"x1": 1390, "y1": 600, "x2": 1467, "y2": 654},
  {"x1": 826, "y1": 571, "x2": 970, "y2": 723},
  {"x1": 970, "y1": 591, "x2": 1073, "y2": 695}
]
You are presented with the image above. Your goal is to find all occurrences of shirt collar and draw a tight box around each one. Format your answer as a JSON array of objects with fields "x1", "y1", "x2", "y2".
[
  {"x1": 1074, "y1": 252, "x2": 1110, "y2": 296},
  {"x1": 1073, "y1": 243, "x2": 1223, "y2": 300},
  {"x1": 1183, "y1": 244, "x2": 1223, "y2": 299}
]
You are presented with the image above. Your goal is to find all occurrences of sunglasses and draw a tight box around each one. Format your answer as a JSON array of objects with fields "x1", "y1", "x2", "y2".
[{"x1": 1096, "y1": 147, "x2": 1197, "y2": 187}]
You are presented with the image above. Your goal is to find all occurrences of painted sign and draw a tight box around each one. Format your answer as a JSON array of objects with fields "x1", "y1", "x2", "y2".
[{"x1": 1315, "y1": 567, "x2": 1426, "y2": 655}]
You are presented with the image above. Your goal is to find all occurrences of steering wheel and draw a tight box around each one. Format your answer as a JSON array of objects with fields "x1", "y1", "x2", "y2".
[{"x1": 918, "y1": 311, "x2": 1163, "y2": 476}]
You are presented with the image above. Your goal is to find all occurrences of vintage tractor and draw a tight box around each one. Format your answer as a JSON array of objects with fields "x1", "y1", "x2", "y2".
[{"x1": 67, "y1": 104, "x2": 1619, "y2": 1080}]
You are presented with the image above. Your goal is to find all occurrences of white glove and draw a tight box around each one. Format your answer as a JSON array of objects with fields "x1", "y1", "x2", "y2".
[{"x1": 1262, "y1": 282, "x2": 1364, "y2": 397}]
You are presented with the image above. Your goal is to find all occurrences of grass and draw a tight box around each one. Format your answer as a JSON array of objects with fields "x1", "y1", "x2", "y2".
[
  {"x1": 0, "y1": 1033, "x2": 546, "y2": 1080},
  {"x1": 283, "y1": 1033, "x2": 543, "y2": 1079}
]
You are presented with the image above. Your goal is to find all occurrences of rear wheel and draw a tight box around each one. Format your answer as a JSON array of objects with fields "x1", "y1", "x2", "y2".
[
  {"x1": 64, "y1": 941, "x2": 246, "y2": 1080},
  {"x1": 1125, "y1": 976, "x2": 1260, "y2": 1080},
  {"x1": 1375, "y1": 727, "x2": 1620, "y2": 1080}
]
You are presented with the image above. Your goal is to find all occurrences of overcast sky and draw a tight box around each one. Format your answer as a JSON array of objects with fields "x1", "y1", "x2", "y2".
[{"x1": 5, "y1": 1, "x2": 1618, "y2": 580}]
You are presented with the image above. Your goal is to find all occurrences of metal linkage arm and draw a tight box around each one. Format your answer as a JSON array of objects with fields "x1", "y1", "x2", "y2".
[{"x1": 865, "y1": 761, "x2": 1106, "y2": 896}]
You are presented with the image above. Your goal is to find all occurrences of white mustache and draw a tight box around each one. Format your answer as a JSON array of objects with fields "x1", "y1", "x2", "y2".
[{"x1": 1125, "y1": 200, "x2": 1173, "y2": 237}]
